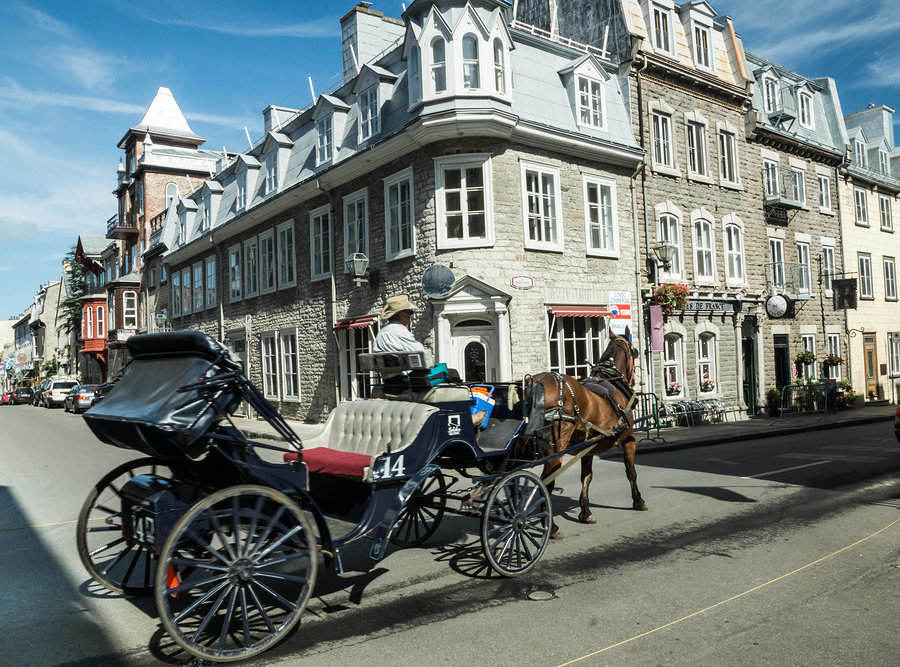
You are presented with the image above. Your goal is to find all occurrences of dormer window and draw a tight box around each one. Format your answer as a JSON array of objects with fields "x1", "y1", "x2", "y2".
[
  {"x1": 493, "y1": 39, "x2": 506, "y2": 94},
  {"x1": 693, "y1": 24, "x2": 711, "y2": 70},
  {"x1": 880, "y1": 150, "x2": 889, "y2": 175},
  {"x1": 652, "y1": 4, "x2": 673, "y2": 55},
  {"x1": 165, "y1": 182, "x2": 178, "y2": 208},
  {"x1": 463, "y1": 34, "x2": 480, "y2": 89},
  {"x1": 798, "y1": 91, "x2": 814, "y2": 129},
  {"x1": 577, "y1": 75, "x2": 604, "y2": 129},
  {"x1": 264, "y1": 153, "x2": 278, "y2": 194},
  {"x1": 178, "y1": 213, "x2": 186, "y2": 245},
  {"x1": 317, "y1": 115, "x2": 333, "y2": 164},
  {"x1": 201, "y1": 194, "x2": 211, "y2": 231},
  {"x1": 359, "y1": 87, "x2": 379, "y2": 142},
  {"x1": 236, "y1": 172, "x2": 246, "y2": 211},
  {"x1": 855, "y1": 140, "x2": 867, "y2": 168},
  {"x1": 432, "y1": 38, "x2": 447, "y2": 93},
  {"x1": 763, "y1": 77, "x2": 778, "y2": 114}
]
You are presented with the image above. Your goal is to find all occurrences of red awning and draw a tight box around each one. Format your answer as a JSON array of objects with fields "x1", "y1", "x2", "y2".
[
  {"x1": 333, "y1": 315, "x2": 376, "y2": 331},
  {"x1": 548, "y1": 305, "x2": 610, "y2": 318}
]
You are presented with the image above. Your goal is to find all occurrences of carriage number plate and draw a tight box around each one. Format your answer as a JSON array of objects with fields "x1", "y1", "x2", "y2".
[
  {"x1": 372, "y1": 455, "x2": 406, "y2": 481},
  {"x1": 131, "y1": 512, "x2": 156, "y2": 547}
]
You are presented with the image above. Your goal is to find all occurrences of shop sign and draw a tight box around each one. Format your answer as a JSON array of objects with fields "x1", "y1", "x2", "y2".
[
  {"x1": 684, "y1": 300, "x2": 734, "y2": 313},
  {"x1": 608, "y1": 290, "x2": 632, "y2": 336},
  {"x1": 510, "y1": 275, "x2": 534, "y2": 290}
]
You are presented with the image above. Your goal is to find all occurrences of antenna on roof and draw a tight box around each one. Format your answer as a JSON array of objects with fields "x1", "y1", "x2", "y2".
[
  {"x1": 308, "y1": 76, "x2": 316, "y2": 104},
  {"x1": 401, "y1": 2, "x2": 406, "y2": 11},
  {"x1": 350, "y1": 44, "x2": 360, "y2": 74},
  {"x1": 186, "y1": 174, "x2": 194, "y2": 192},
  {"x1": 244, "y1": 127, "x2": 253, "y2": 150}
]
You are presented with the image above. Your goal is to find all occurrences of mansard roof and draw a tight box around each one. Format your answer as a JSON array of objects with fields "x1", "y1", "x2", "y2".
[{"x1": 117, "y1": 87, "x2": 205, "y2": 148}]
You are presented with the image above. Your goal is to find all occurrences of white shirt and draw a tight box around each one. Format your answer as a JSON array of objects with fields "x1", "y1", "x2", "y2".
[{"x1": 373, "y1": 322, "x2": 425, "y2": 354}]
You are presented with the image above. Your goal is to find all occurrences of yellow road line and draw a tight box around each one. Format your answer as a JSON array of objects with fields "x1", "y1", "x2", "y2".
[
  {"x1": 558, "y1": 517, "x2": 900, "y2": 666},
  {"x1": 0, "y1": 517, "x2": 101, "y2": 532}
]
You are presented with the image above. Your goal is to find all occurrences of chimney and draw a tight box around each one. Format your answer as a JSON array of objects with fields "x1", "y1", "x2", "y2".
[
  {"x1": 340, "y1": 2, "x2": 405, "y2": 80},
  {"x1": 262, "y1": 105, "x2": 298, "y2": 134}
]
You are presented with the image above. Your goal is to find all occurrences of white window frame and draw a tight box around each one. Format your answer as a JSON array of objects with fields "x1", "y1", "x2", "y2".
[
  {"x1": 652, "y1": 4, "x2": 674, "y2": 55},
  {"x1": 277, "y1": 220, "x2": 296, "y2": 289},
  {"x1": 763, "y1": 76, "x2": 779, "y2": 114},
  {"x1": 86, "y1": 306, "x2": 94, "y2": 339},
  {"x1": 769, "y1": 237, "x2": 785, "y2": 290},
  {"x1": 884, "y1": 256, "x2": 897, "y2": 301},
  {"x1": 244, "y1": 237, "x2": 259, "y2": 298},
  {"x1": 260, "y1": 333, "x2": 278, "y2": 399},
  {"x1": 181, "y1": 267, "x2": 192, "y2": 315},
  {"x1": 855, "y1": 188, "x2": 869, "y2": 225},
  {"x1": 264, "y1": 153, "x2": 278, "y2": 196},
  {"x1": 359, "y1": 86, "x2": 379, "y2": 142},
  {"x1": 889, "y1": 333, "x2": 900, "y2": 378},
  {"x1": 338, "y1": 323, "x2": 381, "y2": 400},
  {"x1": 855, "y1": 139, "x2": 867, "y2": 168},
  {"x1": 663, "y1": 333, "x2": 684, "y2": 397},
  {"x1": 493, "y1": 38, "x2": 506, "y2": 94},
  {"x1": 435, "y1": 154, "x2": 494, "y2": 249},
  {"x1": 279, "y1": 328, "x2": 300, "y2": 401},
  {"x1": 800, "y1": 334, "x2": 816, "y2": 380},
  {"x1": 462, "y1": 33, "x2": 480, "y2": 89},
  {"x1": 826, "y1": 333, "x2": 842, "y2": 380},
  {"x1": 192, "y1": 261, "x2": 204, "y2": 312},
  {"x1": 149, "y1": 266, "x2": 157, "y2": 289},
  {"x1": 236, "y1": 172, "x2": 246, "y2": 211},
  {"x1": 172, "y1": 271, "x2": 182, "y2": 317},
  {"x1": 384, "y1": 167, "x2": 415, "y2": 261},
  {"x1": 686, "y1": 119, "x2": 708, "y2": 178},
  {"x1": 791, "y1": 168, "x2": 806, "y2": 205},
  {"x1": 724, "y1": 217, "x2": 745, "y2": 285},
  {"x1": 763, "y1": 160, "x2": 779, "y2": 197},
  {"x1": 431, "y1": 37, "x2": 447, "y2": 94},
  {"x1": 697, "y1": 332, "x2": 717, "y2": 394},
  {"x1": 858, "y1": 252, "x2": 873, "y2": 299},
  {"x1": 309, "y1": 205, "x2": 332, "y2": 281},
  {"x1": 259, "y1": 229, "x2": 276, "y2": 294},
  {"x1": 818, "y1": 174, "x2": 831, "y2": 212},
  {"x1": 165, "y1": 182, "x2": 178, "y2": 209},
  {"x1": 123, "y1": 290, "x2": 138, "y2": 329},
  {"x1": 798, "y1": 91, "x2": 814, "y2": 129},
  {"x1": 316, "y1": 115, "x2": 332, "y2": 165},
  {"x1": 652, "y1": 110, "x2": 674, "y2": 169},
  {"x1": 521, "y1": 161, "x2": 563, "y2": 252},
  {"x1": 201, "y1": 193, "x2": 211, "y2": 231},
  {"x1": 205, "y1": 255, "x2": 216, "y2": 309},
  {"x1": 576, "y1": 74, "x2": 605, "y2": 130},
  {"x1": 822, "y1": 243, "x2": 835, "y2": 296},
  {"x1": 718, "y1": 127, "x2": 739, "y2": 186},
  {"x1": 548, "y1": 314, "x2": 608, "y2": 378},
  {"x1": 97, "y1": 305, "x2": 105, "y2": 338},
  {"x1": 583, "y1": 175, "x2": 619, "y2": 258},
  {"x1": 228, "y1": 244, "x2": 242, "y2": 302},
  {"x1": 658, "y1": 209, "x2": 683, "y2": 280},
  {"x1": 797, "y1": 241, "x2": 811, "y2": 294},
  {"x1": 879, "y1": 196, "x2": 893, "y2": 231},
  {"x1": 693, "y1": 217, "x2": 716, "y2": 283},
  {"x1": 693, "y1": 23, "x2": 711, "y2": 71},
  {"x1": 343, "y1": 188, "x2": 369, "y2": 262},
  {"x1": 879, "y1": 150, "x2": 889, "y2": 175}
]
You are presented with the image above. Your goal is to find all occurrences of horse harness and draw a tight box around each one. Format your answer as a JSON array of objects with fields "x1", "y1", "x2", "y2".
[{"x1": 544, "y1": 365, "x2": 635, "y2": 442}]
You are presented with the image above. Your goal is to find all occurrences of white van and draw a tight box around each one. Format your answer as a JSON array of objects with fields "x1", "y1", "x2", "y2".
[{"x1": 44, "y1": 379, "x2": 78, "y2": 408}]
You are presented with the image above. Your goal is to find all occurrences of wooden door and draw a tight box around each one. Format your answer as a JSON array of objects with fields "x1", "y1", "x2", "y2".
[{"x1": 863, "y1": 334, "x2": 877, "y2": 399}]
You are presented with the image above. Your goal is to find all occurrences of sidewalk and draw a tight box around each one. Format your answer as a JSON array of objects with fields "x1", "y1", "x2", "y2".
[{"x1": 230, "y1": 403, "x2": 897, "y2": 453}]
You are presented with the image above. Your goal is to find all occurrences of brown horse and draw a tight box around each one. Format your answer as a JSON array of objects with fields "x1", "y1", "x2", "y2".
[{"x1": 522, "y1": 328, "x2": 647, "y2": 537}]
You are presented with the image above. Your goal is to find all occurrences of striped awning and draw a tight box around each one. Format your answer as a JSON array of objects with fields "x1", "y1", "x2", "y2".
[
  {"x1": 333, "y1": 315, "x2": 376, "y2": 331},
  {"x1": 548, "y1": 305, "x2": 610, "y2": 318}
]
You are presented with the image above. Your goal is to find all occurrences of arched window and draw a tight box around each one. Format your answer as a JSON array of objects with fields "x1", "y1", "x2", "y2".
[
  {"x1": 493, "y1": 39, "x2": 505, "y2": 93},
  {"x1": 165, "y1": 183, "x2": 178, "y2": 208},
  {"x1": 96, "y1": 306, "x2": 105, "y2": 337},
  {"x1": 698, "y1": 333, "x2": 717, "y2": 393},
  {"x1": 431, "y1": 38, "x2": 446, "y2": 93},
  {"x1": 123, "y1": 291, "x2": 138, "y2": 329},
  {"x1": 658, "y1": 213, "x2": 681, "y2": 277},
  {"x1": 663, "y1": 334, "x2": 683, "y2": 397},
  {"x1": 464, "y1": 341, "x2": 486, "y2": 383},
  {"x1": 408, "y1": 44, "x2": 421, "y2": 101},
  {"x1": 725, "y1": 222, "x2": 744, "y2": 282},
  {"x1": 86, "y1": 307, "x2": 94, "y2": 339},
  {"x1": 693, "y1": 218, "x2": 714, "y2": 281},
  {"x1": 462, "y1": 34, "x2": 480, "y2": 89}
]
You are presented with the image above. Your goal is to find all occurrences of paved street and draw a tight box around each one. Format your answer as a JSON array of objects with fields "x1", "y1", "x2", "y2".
[{"x1": 0, "y1": 404, "x2": 898, "y2": 666}]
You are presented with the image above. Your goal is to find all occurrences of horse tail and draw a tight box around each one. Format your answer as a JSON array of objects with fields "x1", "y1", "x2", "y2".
[{"x1": 522, "y1": 375, "x2": 546, "y2": 437}]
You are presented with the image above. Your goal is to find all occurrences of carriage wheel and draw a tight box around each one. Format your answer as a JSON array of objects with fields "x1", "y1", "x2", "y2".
[
  {"x1": 480, "y1": 470, "x2": 552, "y2": 577},
  {"x1": 390, "y1": 471, "x2": 447, "y2": 548},
  {"x1": 155, "y1": 485, "x2": 318, "y2": 663},
  {"x1": 76, "y1": 457, "x2": 174, "y2": 595}
]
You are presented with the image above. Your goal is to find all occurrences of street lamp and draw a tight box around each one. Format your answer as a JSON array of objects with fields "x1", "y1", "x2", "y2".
[
  {"x1": 344, "y1": 252, "x2": 370, "y2": 287},
  {"x1": 652, "y1": 242, "x2": 677, "y2": 272}
]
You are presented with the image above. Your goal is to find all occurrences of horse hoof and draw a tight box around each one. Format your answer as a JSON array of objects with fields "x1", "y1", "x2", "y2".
[
  {"x1": 550, "y1": 529, "x2": 565, "y2": 540},
  {"x1": 579, "y1": 514, "x2": 597, "y2": 524},
  {"x1": 633, "y1": 501, "x2": 648, "y2": 511}
]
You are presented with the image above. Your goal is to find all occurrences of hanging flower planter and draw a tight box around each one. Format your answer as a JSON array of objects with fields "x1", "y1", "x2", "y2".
[
  {"x1": 651, "y1": 283, "x2": 690, "y2": 316},
  {"x1": 666, "y1": 381, "x2": 682, "y2": 396},
  {"x1": 823, "y1": 353, "x2": 843, "y2": 367}
]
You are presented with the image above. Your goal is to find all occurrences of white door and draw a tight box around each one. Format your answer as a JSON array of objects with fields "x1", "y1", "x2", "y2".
[{"x1": 451, "y1": 319, "x2": 498, "y2": 382}]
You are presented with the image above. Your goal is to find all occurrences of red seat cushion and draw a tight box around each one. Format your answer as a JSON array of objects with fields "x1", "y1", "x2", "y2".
[{"x1": 283, "y1": 447, "x2": 372, "y2": 479}]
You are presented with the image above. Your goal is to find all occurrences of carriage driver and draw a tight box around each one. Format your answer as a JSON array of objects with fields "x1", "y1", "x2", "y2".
[{"x1": 372, "y1": 294, "x2": 425, "y2": 356}]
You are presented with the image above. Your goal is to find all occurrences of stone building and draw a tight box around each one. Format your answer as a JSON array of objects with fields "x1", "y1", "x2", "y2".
[
  {"x1": 162, "y1": 0, "x2": 643, "y2": 421},
  {"x1": 840, "y1": 104, "x2": 900, "y2": 403},
  {"x1": 744, "y1": 52, "x2": 849, "y2": 402}
]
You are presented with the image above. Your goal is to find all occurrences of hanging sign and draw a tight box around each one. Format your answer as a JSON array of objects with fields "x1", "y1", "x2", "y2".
[
  {"x1": 608, "y1": 290, "x2": 632, "y2": 337},
  {"x1": 510, "y1": 275, "x2": 534, "y2": 290}
]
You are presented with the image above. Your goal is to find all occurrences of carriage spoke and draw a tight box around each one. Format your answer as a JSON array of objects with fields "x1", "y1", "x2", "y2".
[
  {"x1": 207, "y1": 509, "x2": 237, "y2": 562},
  {"x1": 232, "y1": 497, "x2": 242, "y2": 555},
  {"x1": 99, "y1": 544, "x2": 133, "y2": 576},
  {"x1": 191, "y1": 584, "x2": 233, "y2": 643},
  {"x1": 186, "y1": 528, "x2": 230, "y2": 566},
  {"x1": 247, "y1": 583, "x2": 276, "y2": 634},
  {"x1": 242, "y1": 495, "x2": 265, "y2": 557},
  {"x1": 169, "y1": 573, "x2": 229, "y2": 595},
  {"x1": 121, "y1": 544, "x2": 142, "y2": 585},
  {"x1": 517, "y1": 530, "x2": 534, "y2": 562},
  {"x1": 173, "y1": 579, "x2": 230, "y2": 622},
  {"x1": 253, "y1": 525, "x2": 302, "y2": 562},
  {"x1": 87, "y1": 524, "x2": 122, "y2": 533},
  {"x1": 88, "y1": 536, "x2": 126, "y2": 557},
  {"x1": 218, "y1": 587, "x2": 240, "y2": 650},
  {"x1": 521, "y1": 486, "x2": 540, "y2": 515},
  {"x1": 254, "y1": 572, "x2": 308, "y2": 584},
  {"x1": 246, "y1": 506, "x2": 286, "y2": 559},
  {"x1": 240, "y1": 588, "x2": 251, "y2": 647},
  {"x1": 255, "y1": 550, "x2": 310, "y2": 570},
  {"x1": 169, "y1": 556, "x2": 230, "y2": 572},
  {"x1": 493, "y1": 530, "x2": 515, "y2": 562},
  {"x1": 252, "y1": 578, "x2": 299, "y2": 612},
  {"x1": 95, "y1": 504, "x2": 119, "y2": 516}
]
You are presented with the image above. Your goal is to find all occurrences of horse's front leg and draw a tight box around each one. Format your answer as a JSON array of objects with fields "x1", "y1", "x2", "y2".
[
  {"x1": 541, "y1": 459, "x2": 565, "y2": 538},
  {"x1": 622, "y1": 435, "x2": 648, "y2": 511},
  {"x1": 578, "y1": 453, "x2": 597, "y2": 524}
]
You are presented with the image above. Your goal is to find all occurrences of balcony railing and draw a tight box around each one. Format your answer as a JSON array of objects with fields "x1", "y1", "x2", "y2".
[
  {"x1": 767, "y1": 261, "x2": 813, "y2": 300},
  {"x1": 107, "y1": 211, "x2": 138, "y2": 239},
  {"x1": 762, "y1": 169, "x2": 806, "y2": 211},
  {"x1": 149, "y1": 210, "x2": 167, "y2": 234}
]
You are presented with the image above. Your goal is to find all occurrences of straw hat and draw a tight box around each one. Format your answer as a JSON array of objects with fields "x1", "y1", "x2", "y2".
[{"x1": 381, "y1": 294, "x2": 417, "y2": 321}]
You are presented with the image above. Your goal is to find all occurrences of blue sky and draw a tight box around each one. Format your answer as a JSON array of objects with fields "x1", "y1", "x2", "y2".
[{"x1": 1, "y1": 0, "x2": 898, "y2": 319}]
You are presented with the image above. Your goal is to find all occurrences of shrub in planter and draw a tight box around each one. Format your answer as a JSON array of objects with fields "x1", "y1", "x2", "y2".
[
  {"x1": 766, "y1": 387, "x2": 781, "y2": 416},
  {"x1": 650, "y1": 283, "x2": 690, "y2": 315}
]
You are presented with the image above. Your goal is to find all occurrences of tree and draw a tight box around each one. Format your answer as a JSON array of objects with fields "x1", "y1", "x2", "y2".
[{"x1": 59, "y1": 246, "x2": 87, "y2": 336}]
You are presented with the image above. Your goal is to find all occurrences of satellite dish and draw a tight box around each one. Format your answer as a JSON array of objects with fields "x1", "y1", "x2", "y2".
[{"x1": 422, "y1": 264, "x2": 456, "y2": 299}]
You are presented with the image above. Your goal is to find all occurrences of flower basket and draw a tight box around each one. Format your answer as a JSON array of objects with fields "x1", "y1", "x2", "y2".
[
  {"x1": 794, "y1": 351, "x2": 816, "y2": 366},
  {"x1": 823, "y1": 353, "x2": 843, "y2": 367},
  {"x1": 665, "y1": 381, "x2": 682, "y2": 396},
  {"x1": 651, "y1": 283, "x2": 690, "y2": 316},
  {"x1": 700, "y1": 379, "x2": 715, "y2": 392}
]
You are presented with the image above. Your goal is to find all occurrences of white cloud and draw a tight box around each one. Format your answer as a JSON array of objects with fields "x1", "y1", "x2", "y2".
[
  {"x1": 54, "y1": 46, "x2": 131, "y2": 91},
  {"x1": 141, "y1": 15, "x2": 338, "y2": 38},
  {"x1": 865, "y1": 53, "x2": 900, "y2": 88}
]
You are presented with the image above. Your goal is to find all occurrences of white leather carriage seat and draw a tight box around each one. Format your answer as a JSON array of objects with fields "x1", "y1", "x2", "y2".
[
  {"x1": 301, "y1": 399, "x2": 438, "y2": 458},
  {"x1": 372, "y1": 385, "x2": 473, "y2": 403}
]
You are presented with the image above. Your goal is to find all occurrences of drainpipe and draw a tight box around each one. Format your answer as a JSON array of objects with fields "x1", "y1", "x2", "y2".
[
  {"x1": 834, "y1": 162, "x2": 853, "y2": 385},
  {"x1": 630, "y1": 161, "x2": 645, "y2": 391},
  {"x1": 315, "y1": 177, "x2": 341, "y2": 408},
  {"x1": 635, "y1": 51, "x2": 654, "y2": 396}
]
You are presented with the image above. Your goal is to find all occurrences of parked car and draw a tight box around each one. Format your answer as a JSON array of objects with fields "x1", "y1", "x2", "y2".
[
  {"x1": 33, "y1": 379, "x2": 51, "y2": 406},
  {"x1": 1, "y1": 391, "x2": 12, "y2": 405},
  {"x1": 43, "y1": 379, "x2": 78, "y2": 408},
  {"x1": 12, "y1": 387, "x2": 34, "y2": 405},
  {"x1": 895, "y1": 405, "x2": 899, "y2": 443},
  {"x1": 64, "y1": 384, "x2": 97, "y2": 414}
]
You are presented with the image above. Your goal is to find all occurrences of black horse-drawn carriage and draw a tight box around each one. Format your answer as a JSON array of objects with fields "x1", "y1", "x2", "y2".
[{"x1": 79, "y1": 331, "x2": 633, "y2": 662}]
